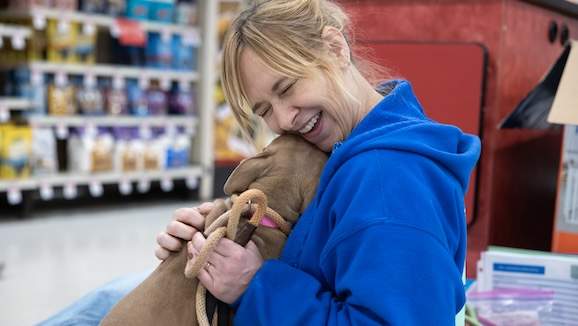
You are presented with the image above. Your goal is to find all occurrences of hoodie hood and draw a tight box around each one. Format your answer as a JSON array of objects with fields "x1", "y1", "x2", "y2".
[{"x1": 320, "y1": 80, "x2": 481, "y2": 194}]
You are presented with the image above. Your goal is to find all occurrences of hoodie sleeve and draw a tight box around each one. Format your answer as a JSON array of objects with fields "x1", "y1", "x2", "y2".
[{"x1": 233, "y1": 222, "x2": 464, "y2": 325}]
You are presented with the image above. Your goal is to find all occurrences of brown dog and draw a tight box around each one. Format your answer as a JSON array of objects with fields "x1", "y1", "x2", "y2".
[{"x1": 101, "y1": 134, "x2": 327, "y2": 326}]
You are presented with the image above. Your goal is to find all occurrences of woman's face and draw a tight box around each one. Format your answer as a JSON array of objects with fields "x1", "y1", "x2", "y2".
[{"x1": 240, "y1": 48, "x2": 355, "y2": 152}]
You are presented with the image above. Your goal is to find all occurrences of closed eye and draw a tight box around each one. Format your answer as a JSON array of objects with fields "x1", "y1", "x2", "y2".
[
  {"x1": 258, "y1": 105, "x2": 272, "y2": 118},
  {"x1": 280, "y1": 80, "x2": 297, "y2": 96}
]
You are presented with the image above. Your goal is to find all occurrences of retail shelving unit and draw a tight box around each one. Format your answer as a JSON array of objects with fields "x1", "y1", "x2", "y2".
[{"x1": 0, "y1": 1, "x2": 219, "y2": 209}]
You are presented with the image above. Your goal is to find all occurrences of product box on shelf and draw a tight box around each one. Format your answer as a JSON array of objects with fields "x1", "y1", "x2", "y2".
[
  {"x1": 68, "y1": 127, "x2": 115, "y2": 173},
  {"x1": 143, "y1": 127, "x2": 168, "y2": 170},
  {"x1": 145, "y1": 83, "x2": 167, "y2": 115},
  {"x1": 104, "y1": 86, "x2": 129, "y2": 115},
  {"x1": 48, "y1": 83, "x2": 76, "y2": 115},
  {"x1": 113, "y1": 127, "x2": 143, "y2": 172},
  {"x1": 168, "y1": 84, "x2": 195, "y2": 116},
  {"x1": 171, "y1": 34, "x2": 197, "y2": 71},
  {"x1": 175, "y1": 0, "x2": 197, "y2": 26},
  {"x1": 46, "y1": 19, "x2": 79, "y2": 63},
  {"x1": 166, "y1": 128, "x2": 190, "y2": 168},
  {"x1": 146, "y1": 32, "x2": 172, "y2": 69},
  {"x1": 126, "y1": 80, "x2": 149, "y2": 116},
  {"x1": 107, "y1": 0, "x2": 126, "y2": 16},
  {"x1": 5, "y1": 0, "x2": 51, "y2": 10},
  {"x1": 31, "y1": 127, "x2": 57, "y2": 176},
  {"x1": 0, "y1": 124, "x2": 32, "y2": 179},
  {"x1": 74, "y1": 26, "x2": 97, "y2": 64},
  {"x1": 147, "y1": 0, "x2": 175, "y2": 23},
  {"x1": 76, "y1": 83, "x2": 104, "y2": 115},
  {"x1": 52, "y1": 0, "x2": 77, "y2": 10},
  {"x1": 79, "y1": 0, "x2": 107, "y2": 14},
  {"x1": 5, "y1": 68, "x2": 47, "y2": 115},
  {"x1": 126, "y1": 0, "x2": 149, "y2": 21}
]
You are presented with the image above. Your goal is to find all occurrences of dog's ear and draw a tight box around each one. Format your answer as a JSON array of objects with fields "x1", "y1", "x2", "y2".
[{"x1": 223, "y1": 152, "x2": 270, "y2": 195}]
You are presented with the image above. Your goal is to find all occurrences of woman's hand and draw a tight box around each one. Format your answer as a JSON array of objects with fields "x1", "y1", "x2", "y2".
[
  {"x1": 188, "y1": 232, "x2": 263, "y2": 304},
  {"x1": 155, "y1": 202, "x2": 215, "y2": 260}
]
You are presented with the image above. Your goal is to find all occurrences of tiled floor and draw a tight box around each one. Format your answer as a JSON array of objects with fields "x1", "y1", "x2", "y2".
[{"x1": 0, "y1": 199, "x2": 198, "y2": 326}]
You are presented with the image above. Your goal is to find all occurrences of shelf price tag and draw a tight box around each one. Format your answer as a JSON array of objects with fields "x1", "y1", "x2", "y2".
[
  {"x1": 82, "y1": 23, "x2": 96, "y2": 36},
  {"x1": 33, "y1": 15, "x2": 46, "y2": 30},
  {"x1": 186, "y1": 177, "x2": 198, "y2": 190},
  {"x1": 57, "y1": 20, "x2": 70, "y2": 34},
  {"x1": 56, "y1": 124, "x2": 68, "y2": 139},
  {"x1": 39, "y1": 183, "x2": 54, "y2": 201},
  {"x1": 55, "y1": 72, "x2": 68, "y2": 87},
  {"x1": 89, "y1": 181, "x2": 103, "y2": 197},
  {"x1": 138, "y1": 75, "x2": 149, "y2": 89},
  {"x1": 7, "y1": 187, "x2": 22, "y2": 205},
  {"x1": 113, "y1": 75, "x2": 125, "y2": 90},
  {"x1": 31, "y1": 71, "x2": 43, "y2": 86},
  {"x1": 183, "y1": 30, "x2": 200, "y2": 46},
  {"x1": 161, "y1": 178, "x2": 173, "y2": 192},
  {"x1": 63, "y1": 182, "x2": 77, "y2": 199},
  {"x1": 161, "y1": 28, "x2": 171, "y2": 43},
  {"x1": 139, "y1": 124, "x2": 152, "y2": 139},
  {"x1": 137, "y1": 179, "x2": 150, "y2": 193},
  {"x1": 11, "y1": 35, "x2": 25, "y2": 50},
  {"x1": 185, "y1": 123, "x2": 196, "y2": 136},
  {"x1": 119, "y1": 179, "x2": 132, "y2": 195},
  {"x1": 0, "y1": 107, "x2": 9, "y2": 123},
  {"x1": 160, "y1": 78, "x2": 171, "y2": 91},
  {"x1": 84, "y1": 74, "x2": 96, "y2": 88}
]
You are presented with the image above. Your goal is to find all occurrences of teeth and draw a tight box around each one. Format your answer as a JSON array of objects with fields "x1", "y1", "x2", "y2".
[{"x1": 299, "y1": 113, "x2": 320, "y2": 134}]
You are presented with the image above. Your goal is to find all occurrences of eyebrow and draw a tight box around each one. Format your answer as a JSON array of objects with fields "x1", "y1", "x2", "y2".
[{"x1": 251, "y1": 77, "x2": 287, "y2": 114}]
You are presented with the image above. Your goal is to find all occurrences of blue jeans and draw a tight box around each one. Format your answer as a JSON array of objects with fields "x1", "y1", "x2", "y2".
[{"x1": 37, "y1": 270, "x2": 151, "y2": 326}]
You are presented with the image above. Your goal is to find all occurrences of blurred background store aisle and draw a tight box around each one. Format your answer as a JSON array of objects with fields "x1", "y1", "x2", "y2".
[{"x1": 0, "y1": 199, "x2": 196, "y2": 326}]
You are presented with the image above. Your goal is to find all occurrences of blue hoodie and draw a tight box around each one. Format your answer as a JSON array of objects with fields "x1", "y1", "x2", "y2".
[{"x1": 233, "y1": 80, "x2": 481, "y2": 325}]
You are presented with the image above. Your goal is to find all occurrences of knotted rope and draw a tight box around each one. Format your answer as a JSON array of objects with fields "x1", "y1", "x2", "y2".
[{"x1": 184, "y1": 189, "x2": 291, "y2": 326}]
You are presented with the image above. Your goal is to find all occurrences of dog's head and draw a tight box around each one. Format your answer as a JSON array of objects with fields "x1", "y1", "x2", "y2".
[{"x1": 224, "y1": 134, "x2": 327, "y2": 223}]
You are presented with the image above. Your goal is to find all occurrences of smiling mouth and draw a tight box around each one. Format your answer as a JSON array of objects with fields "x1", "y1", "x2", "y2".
[{"x1": 299, "y1": 112, "x2": 321, "y2": 135}]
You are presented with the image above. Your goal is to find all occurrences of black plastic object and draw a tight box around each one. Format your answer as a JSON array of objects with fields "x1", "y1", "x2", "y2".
[
  {"x1": 560, "y1": 24, "x2": 570, "y2": 45},
  {"x1": 549, "y1": 20, "x2": 559, "y2": 43},
  {"x1": 500, "y1": 43, "x2": 570, "y2": 129}
]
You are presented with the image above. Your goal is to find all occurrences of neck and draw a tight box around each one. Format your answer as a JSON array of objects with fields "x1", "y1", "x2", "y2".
[{"x1": 347, "y1": 67, "x2": 384, "y2": 127}]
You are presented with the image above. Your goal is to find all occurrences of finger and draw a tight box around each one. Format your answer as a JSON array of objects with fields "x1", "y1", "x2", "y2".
[
  {"x1": 187, "y1": 241, "x2": 198, "y2": 260},
  {"x1": 213, "y1": 237, "x2": 244, "y2": 257},
  {"x1": 197, "y1": 202, "x2": 215, "y2": 215},
  {"x1": 166, "y1": 220, "x2": 197, "y2": 241},
  {"x1": 173, "y1": 207, "x2": 205, "y2": 230},
  {"x1": 191, "y1": 231, "x2": 207, "y2": 251},
  {"x1": 246, "y1": 240, "x2": 260, "y2": 255},
  {"x1": 206, "y1": 250, "x2": 227, "y2": 267},
  {"x1": 156, "y1": 232, "x2": 183, "y2": 252},
  {"x1": 196, "y1": 266, "x2": 215, "y2": 294},
  {"x1": 155, "y1": 246, "x2": 170, "y2": 260}
]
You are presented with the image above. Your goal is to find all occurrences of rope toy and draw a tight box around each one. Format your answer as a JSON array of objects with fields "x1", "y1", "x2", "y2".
[{"x1": 184, "y1": 189, "x2": 291, "y2": 326}]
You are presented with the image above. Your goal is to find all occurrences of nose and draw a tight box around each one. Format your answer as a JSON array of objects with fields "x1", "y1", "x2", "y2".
[{"x1": 273, "y1": 101, "x2": 299, "y2": 132}]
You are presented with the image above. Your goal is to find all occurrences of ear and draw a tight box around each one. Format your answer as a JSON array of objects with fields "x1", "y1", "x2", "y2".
[
  {"x1": 223, "y1": 152, "x2": 269, "y2": 195},
  {"x1": 321, "y1": 26, "x2": 351, "y2": 68}
]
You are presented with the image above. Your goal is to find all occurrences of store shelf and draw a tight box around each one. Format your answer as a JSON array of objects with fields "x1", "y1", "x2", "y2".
[
  {"x1": 0, "y1": 7, "x2": 200, "y2": 39},
  {"x1": 0, "y1": 97, "x2": 32, "y2": 110},
  {"x1": 0, "y1": 23, "x2": 31, "y2": 39},
  {"x1": 0, "y1": 166, "x2": 203, "y2": 193},
  {"x1": 28, "y1": 115, "x2": 198, "y2": 129},
  {"x1": 26, "y1": 62, "x2": 199, "y2": 83}
]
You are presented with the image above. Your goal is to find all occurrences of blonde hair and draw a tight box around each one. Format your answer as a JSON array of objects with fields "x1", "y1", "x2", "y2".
[{"x1": 221, "y1": 0, "x2": 388, "y2": 138}]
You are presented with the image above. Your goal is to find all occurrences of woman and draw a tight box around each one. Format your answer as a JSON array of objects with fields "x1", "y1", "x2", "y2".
[{"x1": 156, "y1": 0, "x2": 480, "y2": 324}]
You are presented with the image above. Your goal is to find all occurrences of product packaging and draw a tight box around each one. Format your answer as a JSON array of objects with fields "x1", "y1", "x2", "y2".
[
  {"x1": 31, "y1": 127, "x2": 57, "y2": 176},
  {"x1": 466, "y1": 287, "x2": 556, "y2": 326},
  {"x1": 0, "y1": 124, "x2": 32, "y2": 179}
]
